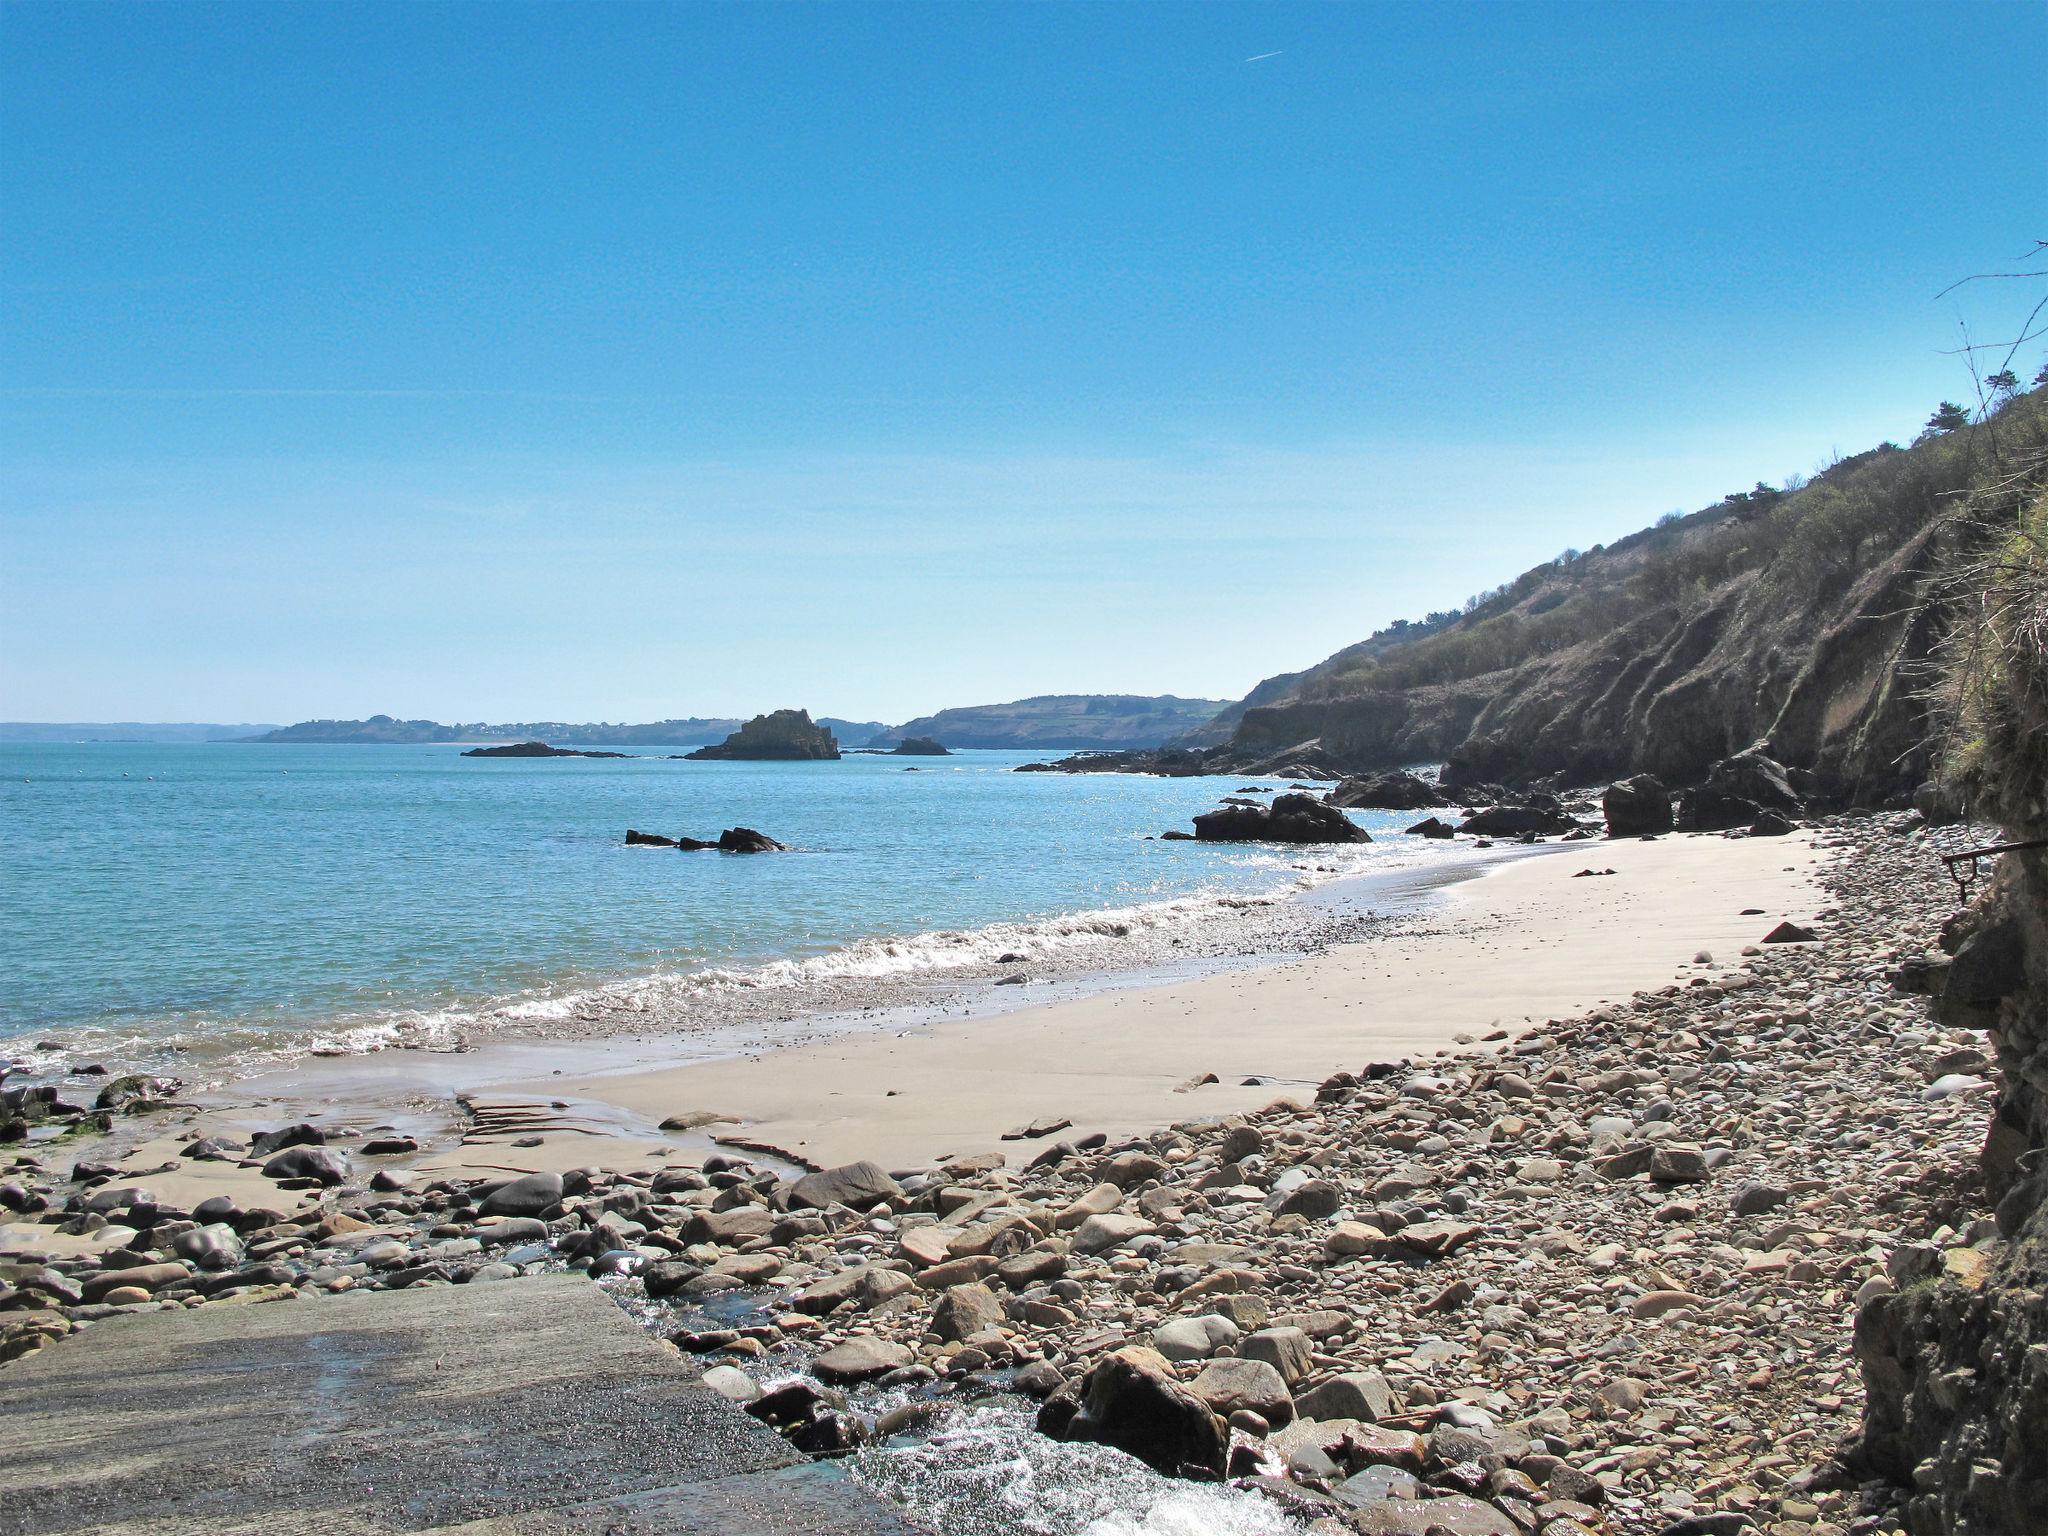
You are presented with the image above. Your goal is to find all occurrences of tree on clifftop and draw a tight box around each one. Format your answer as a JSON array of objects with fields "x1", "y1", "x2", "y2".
[{"x1": 1924, "y1": 401, "x2": 1973, "y2": 436}]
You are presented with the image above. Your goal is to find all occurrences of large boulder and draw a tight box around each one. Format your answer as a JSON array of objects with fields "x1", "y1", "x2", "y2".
[
  {"x1": 787, "y1": 1161, "x2": 903, "y2": 1212},
  {"x1": 1602, "y1": 774, "x2": 1672, "y2": 837},
  {"x1": 260, "y1": 1146, "x2": 349, "y2": 1187},
  {"x1": 1681, "y1": 745, "x2": 1803, "y2": 830},
  {"x1": 1038, "y1": 1346, "x2": 1229, "y2": 1478},
  {"x1": 931, "y1": 1282, "x2": 1006, "y2": 1342},
  {"x1": 1456, "y1": 803, "x2": 1579, "y2": 837},
  {"x1": 477, "y1": 1171, "x2": 564, "y2": 1217},
  {"x1": 1192, "y1": 793, "x2": 1369, "y2": 844},
  {"x1": 1188, "y1": 1356, "x2": 1295, "y2": 1426},
  {"x1": 1327, "y1": 771, "x2": 1448, "y2": 810}
]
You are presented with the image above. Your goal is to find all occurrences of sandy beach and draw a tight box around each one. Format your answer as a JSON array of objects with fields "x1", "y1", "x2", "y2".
[
  {"x1": 512, "y1": 828, "x2": 1822, "y2": 1172},
  {"x1": 5, "y1": 827, "x2": 1824, "y2": 1244}
]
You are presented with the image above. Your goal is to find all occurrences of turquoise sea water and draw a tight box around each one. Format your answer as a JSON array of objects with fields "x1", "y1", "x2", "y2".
[{"x1": 2, "y1": 743, "x2": 1450, "y2": 1069}]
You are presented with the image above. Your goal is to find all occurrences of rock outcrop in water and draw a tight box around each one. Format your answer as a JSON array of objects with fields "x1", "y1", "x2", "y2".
[
  {"x1": 625, "y1": 827, "x2": 785, "y2": 852},
  {"x1": 462, "y1": 741, "x2": 628, "y2": 759},
  {"x1": 683, "y1": 710, "x2": 841, "y2": 761},
  {"x1": 889, "y1": 737, "x2": 949, "y2": 756}
]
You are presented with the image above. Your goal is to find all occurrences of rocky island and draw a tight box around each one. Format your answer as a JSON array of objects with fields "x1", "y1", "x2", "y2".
[
  {"x1": 889, "y1": 737, "x2": 949, "y2": 756},
  {"x1": 683, "y1": 710, "x2": 841, "y2": 761},
  {"x1": 460, "y1": 741, "x2": 629, "y2": 759}
]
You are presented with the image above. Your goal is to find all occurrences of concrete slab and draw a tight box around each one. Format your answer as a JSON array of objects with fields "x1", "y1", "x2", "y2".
[{"x1": 0, "y1": 1274, "x2": 925, "y2": 1536}]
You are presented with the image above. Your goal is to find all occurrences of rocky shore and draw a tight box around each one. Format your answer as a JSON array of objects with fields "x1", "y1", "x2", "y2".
[{"x1": 0, "y1": 814, "x2": 1990, "y2": 1534}]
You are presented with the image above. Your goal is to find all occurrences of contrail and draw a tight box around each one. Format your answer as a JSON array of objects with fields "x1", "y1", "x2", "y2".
[{"x1": 1244, "y1": 50, "x2": 1283, "y2": 62}]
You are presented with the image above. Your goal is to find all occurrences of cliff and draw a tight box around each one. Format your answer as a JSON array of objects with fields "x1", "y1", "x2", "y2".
[
  {"x1": 683, "y1": 709, "x2": 841, "y2": 761},
  {"x1": 1188, "y1": 390, "x2": 2047, "y2": 806},
  {"x1": 875, "y1": 695, "x2": 1229, "y2": 751},
  {"x1": 1849, "y1": 443, "x2": 2048, "y2": 1532}
]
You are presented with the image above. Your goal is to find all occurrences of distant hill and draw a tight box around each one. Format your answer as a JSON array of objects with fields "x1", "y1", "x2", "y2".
[
  {"x1": 249, "y1": 715, "x2": 742, "y2": 745},
  {"x1": 817, "y1": 718, "x2": 891, "y2": 745},
  {"x1": 873, "y1": 695, "x2": 1230, "y2": 750},
  {"x1": 0, "y1": 722, "x2": 283, "y2": 743},
  {"x1": 246, "y1": 713, "x2": 892, "y2": 747}
]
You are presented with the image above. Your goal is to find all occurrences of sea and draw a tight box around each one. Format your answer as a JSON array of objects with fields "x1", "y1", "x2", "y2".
[{"x1": 1, "y1": 742, "x2": 1474, "y2": 1081}]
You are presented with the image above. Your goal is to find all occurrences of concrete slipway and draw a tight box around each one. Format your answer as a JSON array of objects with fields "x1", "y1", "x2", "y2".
[{"x1": 0, "y1": 1274, "x2": 927, "y2": 1535}]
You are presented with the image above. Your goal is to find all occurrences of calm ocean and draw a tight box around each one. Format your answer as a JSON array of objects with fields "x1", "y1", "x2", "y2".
[{"x1": 2, "y1": 743, "x2": 1457, "y2": 1073}]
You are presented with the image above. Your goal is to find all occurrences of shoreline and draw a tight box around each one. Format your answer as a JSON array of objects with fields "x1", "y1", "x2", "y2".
[
  {"x1": 3, "y1": 798, "x2": 1495, "y2": 1088},
  {"x1": 0, "y1": 815, "x2": 1978, "y2": 1536},
  {"x1": 511, "y1": 826, "x2": 1823, "y2": 1173},
  {"x1": 6, "y1": 826, "x2": 1818, "y2": 1220}
]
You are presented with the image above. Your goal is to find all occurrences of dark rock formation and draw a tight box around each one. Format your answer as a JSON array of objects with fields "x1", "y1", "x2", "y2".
[
  {"x1": 1678, "y1": 745, "x2": 1806, "y2": 830},
  {"x1": 1406, "y1": 816, "x2": 1456, "y2": 839},
  {"x1": 889, "y1": 737, "x2": 950, "y2": 756},
  {"x1": 1602, "y1": 774, "x2": 1673, "y2": 837},
  {"x1": 624, "y1": 828, "x2": 786, "y2": 852},
  {"x1": 1191, "y1": 793, "x2": 1370, "y2": 844},
  {"x1": 786, "y1": 1161, "x2": 903, "y2": 1212},
  {"x1": 1327, "y1": 770, "x2": 1449, "y2": 810},
  {"x1": 684, "y1": 710, "x2": 841, "y2": 761},
  {"x1": 1456, "y1": 803, "x2": 1580, "y2": 837},
  {"x1": 462, "y1": 741, "x2": 628, "y2": 759},
  {"x1": 1038, "y1": 1347, "x2": 1229, "y2": 1478}
]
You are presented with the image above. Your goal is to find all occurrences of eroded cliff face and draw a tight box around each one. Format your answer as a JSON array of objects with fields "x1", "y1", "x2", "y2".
[
  {"x1": 1228, "y1": 522, "x2": 1954, "y2": 803},
  {"x1": 1848, "y1": 472, "x2": 2048, "y2": 1532},
  {"x1": 1851, "y1": 852, "x2": 2048, "y2": 1533}
]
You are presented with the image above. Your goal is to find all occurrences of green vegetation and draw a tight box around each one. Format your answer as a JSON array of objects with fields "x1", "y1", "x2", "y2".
[{"x1": 1930, "y1": 451, "x2": 2048, "y2": 833}]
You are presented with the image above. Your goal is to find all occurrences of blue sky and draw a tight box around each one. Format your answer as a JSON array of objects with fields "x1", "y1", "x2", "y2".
[{"x1": 3, "y1": 2, "x2": 2043, "y2": 725}]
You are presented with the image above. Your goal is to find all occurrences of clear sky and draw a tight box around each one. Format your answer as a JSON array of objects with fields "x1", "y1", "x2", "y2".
[{"x1": 3, "y1": 2, "x2": 2043, "y2": 725}]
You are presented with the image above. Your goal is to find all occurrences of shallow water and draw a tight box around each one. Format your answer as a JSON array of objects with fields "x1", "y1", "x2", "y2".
[{"x1": 2, "y1": 742, "x2": 1463, "y2": 1071}]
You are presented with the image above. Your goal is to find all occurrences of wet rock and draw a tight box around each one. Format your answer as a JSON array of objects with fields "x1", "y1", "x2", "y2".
[
  {"x1": 1192, "y1": 794, "x2": 1370, "y2": 845},
  {"x1": 1044, "y1": 1346, "x2": 1229, "y2": 1479},
  {"x1": 813, "y1": 1337, "x2": 912, "y2": 1383}
]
